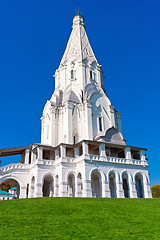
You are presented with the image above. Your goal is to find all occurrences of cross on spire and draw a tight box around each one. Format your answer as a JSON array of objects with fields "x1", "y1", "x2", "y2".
[{"x1": 75, "y1": 7, "x2": 82, "y2": 16}]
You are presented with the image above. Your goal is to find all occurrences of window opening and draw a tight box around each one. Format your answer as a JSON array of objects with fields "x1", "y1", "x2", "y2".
[
  {"x1": 99, "y1": 116, "x2": 103, "y2": 131},
  {"x1": 90, "y1": 70, "x2": 93, "y2": 80},
  {"x1": 71, "y1": 70, "x2": 75, "y2": 79}
]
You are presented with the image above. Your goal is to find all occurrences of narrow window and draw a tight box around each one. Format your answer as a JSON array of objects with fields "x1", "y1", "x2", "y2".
[
  {"x1": 71, "y1": 70, "x2": 74, "y2": 79},
  {"x1": 99, "y1": 116, "x2": 103, "y2": 131},
  {"x1": 73, "y1": 136, "x2": 76, "y2": 145},
  {"x1": 90, "y1": 70, "x2": 92, "y2": 79}
]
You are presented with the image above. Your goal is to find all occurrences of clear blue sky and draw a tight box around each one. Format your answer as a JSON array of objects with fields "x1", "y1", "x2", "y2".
[{"x1": 0, "y1": 0, "x2": 160, "y2": 186}]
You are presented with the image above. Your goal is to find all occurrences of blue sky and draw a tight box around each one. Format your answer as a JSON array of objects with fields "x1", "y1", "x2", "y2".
[{"x1": 0, "y1": 0, "x2": 159, "y2": 186}]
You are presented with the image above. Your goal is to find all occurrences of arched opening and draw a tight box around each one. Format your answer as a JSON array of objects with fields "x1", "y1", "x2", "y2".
[
  {"x1": 77, "y1": 173, "x2": 83, "y2": 197},
  {"x1": 91, "y1": 171, "x2": 101, "y2": 198},
  {"x1": 122, "y1": 173, "x2": 129, "y2": 198},
  {"x1": 0, "y1": 178, "x2": 20, "y2": 199},
  {"x1": 68, "y1": 174, "x2": 75, "y2": 197},
  {"x1": 109, "y1": 172, "x2": 116, "y2": 198},
  {"x1": 135, "y1": 174, "x2": 144, "y2": 198},
  {"x1": 43, "y1": 175, "x2": 54, "y2": 197},
  {"x1": 30, "y1": 176, "x2": 35, "y2": 198},
  {"x1": 54, "y1": 175, "x2": 59, "y2": 197}
]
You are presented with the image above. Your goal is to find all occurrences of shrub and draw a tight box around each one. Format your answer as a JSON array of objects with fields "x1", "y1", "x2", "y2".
[{"x1": 151, "y1": 184, "x2": 160, "y2": 198}]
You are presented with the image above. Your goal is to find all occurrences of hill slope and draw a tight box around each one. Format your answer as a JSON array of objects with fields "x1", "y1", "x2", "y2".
[{"x1": 0, "y1": 198, "x2": 160, "y2": 239}]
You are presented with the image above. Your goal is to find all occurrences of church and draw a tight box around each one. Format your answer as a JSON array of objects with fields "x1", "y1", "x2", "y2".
[{"x1": 0, "y1": 15, "x2": 152, "y2": 199}]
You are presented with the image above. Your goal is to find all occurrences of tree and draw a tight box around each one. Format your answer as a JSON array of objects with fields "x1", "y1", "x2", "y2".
[
  {"x1": 151, "y1": 184, "x2": 160, "y2": 198},
  {"x1": 0, "y1": 182, "x2": 15, "y2": 192}
]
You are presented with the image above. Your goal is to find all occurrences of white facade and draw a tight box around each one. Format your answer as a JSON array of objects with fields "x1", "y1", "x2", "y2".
[{"x1": 0, "y1": 15, "x2": 152, "y2": 199}]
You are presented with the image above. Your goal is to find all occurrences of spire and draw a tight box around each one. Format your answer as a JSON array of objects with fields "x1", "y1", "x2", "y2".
[{"x1": 60, "y1": 15, "x2": 97, "y2": 66}]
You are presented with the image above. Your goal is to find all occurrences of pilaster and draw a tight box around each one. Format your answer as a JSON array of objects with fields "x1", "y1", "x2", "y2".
[
  {"x1": 65, "y1": 101, "x2": 73, "y2": 144},
  {"x1": 102, "y1": 180, "x2": 110, "y2": 198},
  {"x1": 84, "y1": 100, "x2": 93, "y2": 140},
  {"x1": 116, "y1": 181, "x2": 125, "y2": 198},
  {"x1": 82, "y1": 180, "x2": 92, "y2": 197},
  {"x1": 50, "y1": 106, "x2": 56, "y2": 146},
  {"x1": 19, "y1": 186, "x2": 27, "y2": 199},
  {"x1": 129, "y1": 182, "x2": 137, "y2": 198}
]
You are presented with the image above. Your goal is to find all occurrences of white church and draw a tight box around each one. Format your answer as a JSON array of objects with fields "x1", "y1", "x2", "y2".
[{"x1": 0, "y1": 15, "x2": 152, "y2": 199}]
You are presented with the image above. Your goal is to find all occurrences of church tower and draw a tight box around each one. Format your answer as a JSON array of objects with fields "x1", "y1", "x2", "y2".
[
  {"x1": 0, "y1": 14, "x2": 152, "y2": 199},
  {"x1": 41, "y1": 15, "x2": 123, "y2": 147}
]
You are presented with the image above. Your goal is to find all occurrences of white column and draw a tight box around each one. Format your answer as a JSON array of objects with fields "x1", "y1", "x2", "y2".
[
  {"x1": 116, "y1": 112, "x2": 122, "y2": 133},
  {"x1": 74, "y1": 147, "x2": 79, "y2": 158},
  {"x1": 129, "y1": 181, "x2": 137, "y2": 198},
  {"x1": 110, "y1": 105, "x2": 115, "y2": 128},
  {"x1": 37, "y1": 147, "x2": 43, "y2": 160},
  {"x1": 99, "y1": 144, "x2": 106, "y2": 157},
  {"x1": 82, "y1": 180, "x2": 92, "y2": 197},
  {"x1": 116, "y1": 181, "x2": 125, "y2": 198},
  {"x1": 54, "y1": 177, "x2": 59, "y2": 197},
  {"x1": 58, "y1": 169, "x2": 68, "y2": 197},
  {"x1": 55, "y1": 149, "x2": 59, "y2": 160},
  {"x1": 34, "y1": 183, "x2": 43, "y2": 198},
  {"x1": 50, "y1": 106, "x2": 56, "y2": 146},
  {"x1": 19, "y1": 186, "x2": 26, "y2": 199},
  {"x1": 82, "y1": 141, "x2": 88, "y2": 156},
  {"x1": 124, "y1": 147, "x2": 131, "y2": 159},
  {"x1": 102, "y1": 180, "x2": 110, "y2": 198},
  {"x1": 24, "y1": 149, "x2": 30, "y2": 164},
  {"x1": 60, "y1": 145, "x2": 66, "y2": 158},
  {"x1": 143, "y1": 176, "x2": 152, "y2": 198},
  {"x1": 140, "y1": 150, "x2": 145, "y2": 161},
  {"x1": 40, "y1": 116, "x2": 45, "y2": 144},
  {"x1": 104, "y1": 181, "x2": 111, "y2": 198},
  {"x1": 75, "y1": 177, "x2": 82, "y2": 197}
]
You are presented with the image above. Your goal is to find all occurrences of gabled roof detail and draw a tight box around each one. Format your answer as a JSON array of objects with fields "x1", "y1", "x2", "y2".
[{"x1": 60, "y1": 15, "x2": 97, "y2": 66}]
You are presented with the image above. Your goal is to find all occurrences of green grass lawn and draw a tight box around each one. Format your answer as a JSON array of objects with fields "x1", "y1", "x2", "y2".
[{"x1": 0, "y1": 198, "x2": 160, "y2": 240}]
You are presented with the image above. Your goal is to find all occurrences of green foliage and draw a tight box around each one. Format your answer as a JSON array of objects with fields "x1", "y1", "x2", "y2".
[
  {"x1": 151, "y1": 184, "x2": 160, "y2": 198},
  {"x1": 0, "y1": 198, "x2": 160, "y2": 239},
  {"x1": 0, "y1": 182, "x2": 15, "y2": 192}
]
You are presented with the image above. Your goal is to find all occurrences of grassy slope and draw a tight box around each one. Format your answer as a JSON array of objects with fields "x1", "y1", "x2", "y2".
[{"x1": 0, "y1": 198, "x2": 160, "y2": 240}]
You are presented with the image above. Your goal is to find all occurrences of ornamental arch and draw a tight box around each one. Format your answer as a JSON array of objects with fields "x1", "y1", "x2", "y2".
[
  {"x1": 42, "y1": 174, "x2": 54, "y2": 197},
  {"x1": 134, "y1": 172, "x2": 144, "y2": 198},
  {"x1": 90, "y1": 169, "x2": 102, "y2": 198},
  {"x1": 67, "y1": 171, "x2": 76, "y2": 197},
  {"x1": 108, "y1": 170, "x2": 117, "y2": 198},
  {"x1": 0, "y1": 176, "x2": 22, "y2": 198},
  {"x1": 77, "y1": 172, "x2": 83, "y2": 197}
]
